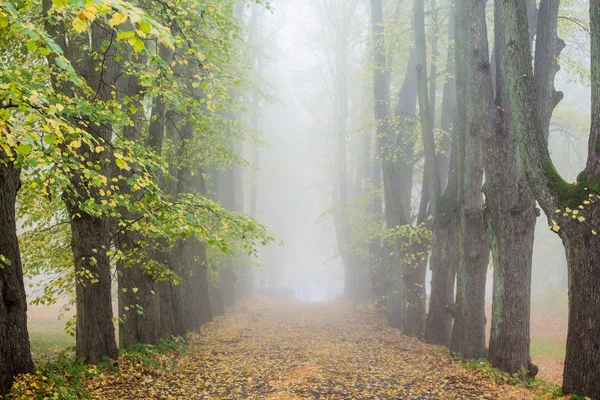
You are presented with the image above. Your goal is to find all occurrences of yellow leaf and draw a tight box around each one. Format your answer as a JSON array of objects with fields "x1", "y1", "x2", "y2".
[
  {"x1": 109, "y1": 12, "x2": 127, "y2": 27},
  {"x1": 132, "y1": 287, "x2": 138, "y2": 293},
  {"x1": 80, "y1": 6, "x2": 96, "y2": 22},
  {"x1": 72, "y1": 16, "x2": 88, "y2": 32},
  {"x1": 70, "y1": 140, "x2": 82, "y2": 149}
]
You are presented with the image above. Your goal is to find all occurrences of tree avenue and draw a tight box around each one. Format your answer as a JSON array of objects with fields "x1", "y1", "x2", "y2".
[{"x1": 1, "y1": 0, "x2": 599, "y2": 398}]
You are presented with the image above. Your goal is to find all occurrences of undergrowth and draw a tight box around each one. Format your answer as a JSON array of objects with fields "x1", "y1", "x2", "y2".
[
  {"x1": 457, "y1": 356, "x2": 567, "y2": 399},
  {"x1": 6, "y1": 336, "x2": 188, "y2": 400}
]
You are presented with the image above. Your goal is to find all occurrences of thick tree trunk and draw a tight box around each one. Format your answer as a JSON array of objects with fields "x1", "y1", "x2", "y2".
[
  {"x1": 404, "y1": 198, "x2": 430, "y2": 337},
  {"x1": 503, "y1": 0, "x2": 600, "y2": 395},
  {"x1": 486, "y1": 0, "x2": 537, "y2": 376},
  {"x1": 426, "y1": 199, "x2": 458, "y2": 344},
  {"x1": 180, "y1": 238, "x2": 212, "y2": 331},
  {"x1": 450, "y1": 0, "x2": 490, "y2": 359},
  {"x1": 561, "y1": 225, "x2": 600, "y2": 397},
  {"x1": 118, "y1": 228, "x2": 159, "y2": 347},
  {"x1": 175, "y1": 139, "x2": 212, "y2": 331},
  {"x1": 42, "y1": 0, "x2": 119, "y2": 362},
  {"x1": 425, "y1": 9, "x2": 458, "y2": 345},
  {"x1": 66, "y1": 197, "x2": 118, "y2": 362},
  {"x1": 64, "y1": 22, "x2": 119, "y2": 363},
  {"x1": 117, "y1": 52, "x2": 159, "y2": 348},
  {"x1": 158, "y1": 117, "x2": 188, "y2": 338},
  {"x1": 0, "y1": 160, "x2": 34, "y2": 395}
]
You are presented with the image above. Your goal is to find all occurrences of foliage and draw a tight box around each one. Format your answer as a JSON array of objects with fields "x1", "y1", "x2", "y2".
[
  {"x1": 459, "y1": 358, "x2": 567, "y2": 399},
  {"x1": 7, "y1": 335, "x2": 189, "y2": 400},
  {"x1": 1, "y1": 0, "x2": 274, "y2": 322}
]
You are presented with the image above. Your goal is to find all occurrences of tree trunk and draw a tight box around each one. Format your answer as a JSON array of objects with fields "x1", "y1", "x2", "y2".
[
  {"x1": 425, "y1": 8, "x2": 458, "y2": 345},
  {"x1": 486, "y1": 0, "x2": 537, "y2": 376},
  {"x1": 175, "y1": 130, "x2": 212, "y2": 331},
  {"x1": 426, "y1": 196, "x2": 458, "y2": 344},
  {"x1": 404, "y1": 179, "x2": 431, "y2": 338},
  {"x1": 66, "y1": 196, "x2": 118, "y2": 363},
  {"x1": 561, "y1": 226, "x2": 600, "y2": 397},
  {"x1": 371, "y1": 0, "x2": 412, "y2": 329},
  {"x1": 0, "y1": 160, "x2": 34, "y2": 395},
  {"x1": 503, "y1": 0, "x2": 600, "y2": 395},
  {"x1": 158, "y1": 116, "x2": 188, "y2": 338},
  {"x1": 330, "y1": 0, "x2": 358, "y2": 301},
  {"x1": 64, "y1": 22, "x2": 119, "y2": 363},
  {"x1": 42, "y1": 0, "x2": 119, "y2": 362},
  {"x1": 415, "y1": 0, "x2": 441, "y2": 217},
  {"x1": 117, "y1": 50, "x2": 159, "y2": 348},
  {"x1": 450, "y1": 0, "x2": 490, "y2": 359}
]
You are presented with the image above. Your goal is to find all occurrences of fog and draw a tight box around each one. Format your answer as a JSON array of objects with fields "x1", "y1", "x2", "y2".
[{"x1": 248, "y1": 0, "x2": 587, "y2": 300}]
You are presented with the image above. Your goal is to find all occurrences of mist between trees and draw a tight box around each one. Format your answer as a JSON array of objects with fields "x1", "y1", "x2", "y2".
[{"x1": 0, "y1": 0, "x2": 598, "y2": 398}]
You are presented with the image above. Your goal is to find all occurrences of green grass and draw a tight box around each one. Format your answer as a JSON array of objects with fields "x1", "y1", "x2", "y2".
[
  {"x1": 531, "y1": 338, "x2": 566, "y2": 362},
  {"x1": 28, "y1": 318, "x2": 75, "y2": 363}
]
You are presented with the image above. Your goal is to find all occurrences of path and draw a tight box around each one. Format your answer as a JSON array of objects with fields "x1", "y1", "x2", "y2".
[{"x1": 88, "y1": 296, "x2": 546, "y2": 399}]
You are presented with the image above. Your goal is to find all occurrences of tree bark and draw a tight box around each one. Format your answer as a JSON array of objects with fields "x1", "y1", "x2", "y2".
[
  {"x1": 503, "y1": 0, "x2": 600, "y2": 395},
  {"x1": 449, "y1": 0, "x2": 490, "y2": 359},
  {"x1": 0, "y1": 159, "x2": 34, "y2": 395},
  {"x1": 425, "y1": 8, "x2": 459, "y2": 345},
  {"x1": 117, "y1": 49, "x2": 159, "y2": 348},
  {"x1": 42, "y1": 0, "x2": 119, "y2": 362},
  {"x1": 64, "y1": 22, "x2": 119, "y2": 363},
  {"x1": 486, "y1": 0, "x2": 539, "y2": 377}
]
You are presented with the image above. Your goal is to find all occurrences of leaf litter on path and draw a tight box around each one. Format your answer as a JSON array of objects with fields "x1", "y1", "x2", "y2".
[{"x1": 86, "y1": 296, "x2": 561, "y2": 399}]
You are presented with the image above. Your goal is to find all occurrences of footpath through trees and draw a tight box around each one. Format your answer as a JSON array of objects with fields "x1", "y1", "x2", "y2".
[{"x1": 13, "y1": 296, "x2": 567, "y2": 399}]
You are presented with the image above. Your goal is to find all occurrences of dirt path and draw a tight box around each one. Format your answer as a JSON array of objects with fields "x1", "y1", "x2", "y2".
[{"x1": 88, "y1": 297, "x2": 551, "y2": 399}]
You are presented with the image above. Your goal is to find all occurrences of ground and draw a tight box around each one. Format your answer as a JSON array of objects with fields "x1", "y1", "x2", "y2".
[{"x1": 35, "y1": 296, "x2": 558, "y2": 400}]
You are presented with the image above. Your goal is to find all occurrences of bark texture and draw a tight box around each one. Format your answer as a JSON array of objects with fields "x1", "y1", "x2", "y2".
[
  {"x1": 62, "y1": 21, "x2": 119, "y2": 363},
  {"x1": 117, "y1": 51, "x2": 159, "y2": 348},
  {"x1": 0, "y1": 160, "x2": 34, "y2": 395},
  {"x1": 486, "y1": 0, "x2": 537, "y2": 376},
  {"x1": 425, "y1": 9, "x2": 458, "y2": 345},
  {"x1": 450, "y1": 0, "x2": 490, "y2": 359},
  {"x1": 503, "y1": 0, "x2": 600, "y2": 395}
]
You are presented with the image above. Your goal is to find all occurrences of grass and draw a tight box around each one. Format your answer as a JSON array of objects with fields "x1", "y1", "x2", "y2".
[
  {"x1": 531, "y1": 338, "x2": 566, "y2": 362},
  {"x1": 27, "y1": 308, "x2": 75, "y2": 364}
]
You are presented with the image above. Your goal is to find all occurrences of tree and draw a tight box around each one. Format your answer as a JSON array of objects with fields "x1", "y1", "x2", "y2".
[
  {"x1": 503, "y1": 0, "x2": 600, "y2": 395},
  {"x1": 0, "y1": 157, "x2": 34, "y2": 395},
  {"x1": 425, "y1": 7, "x2": 459, "y2": 346},
  {"x1": 370, "y1": 0, "x2": 412, "y2": 328},
  {"x1": 449, "y1": 0, "x2": 490, "y2": 359}
]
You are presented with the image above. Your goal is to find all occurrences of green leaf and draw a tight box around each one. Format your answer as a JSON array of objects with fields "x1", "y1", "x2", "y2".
[
  {"x1": 128, "y1": 36, "x2": 144, "y2": 52},
  {"x1": 0, "y1": 14, "x2": 8, "y2": 29},
  {"x1": 17, "y1": 144, "x2": 32, "y2": 155},
  {"x1": 138, "y1": 20, "x2": 151, "y2": 34},
  {"x1": 43, "y1": 134, "x2": 58, "y2": 145}
]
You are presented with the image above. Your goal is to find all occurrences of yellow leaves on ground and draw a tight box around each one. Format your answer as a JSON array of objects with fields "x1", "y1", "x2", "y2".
[{"x1": 76, "y1": 296, "x2": 560, "y2": 399}]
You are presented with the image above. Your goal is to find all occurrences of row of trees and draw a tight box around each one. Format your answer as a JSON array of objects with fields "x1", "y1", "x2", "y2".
[
  {"x1": 0, "y1": 0, "x2": 271, "y2": 394},
  {"x1": 313, "y1": 0, "x2": 598, "y2": 397}
]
